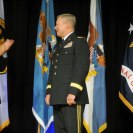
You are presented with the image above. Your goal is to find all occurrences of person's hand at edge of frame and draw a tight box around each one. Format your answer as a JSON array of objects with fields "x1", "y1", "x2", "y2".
[{"x1": 0, "y1": 39, "x2": 14, "y2": 56}]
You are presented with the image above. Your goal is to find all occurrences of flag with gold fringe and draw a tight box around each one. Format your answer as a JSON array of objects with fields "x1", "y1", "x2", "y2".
[
  {"x1": 83, "y1": 0, "x2": 107, "y2": 132},
  {"x1": 119, "y1": 15, "x2": 133, "y2": 112},
  {"x1": 0, "y1": 0, "x2": 10, "y2": 131},
  {"x1": 32, "y1": 0, "x2": 56, "y2": 133}
]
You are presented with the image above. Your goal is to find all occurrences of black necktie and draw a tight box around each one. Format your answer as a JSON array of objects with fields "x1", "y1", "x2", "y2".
[{"x1": 62, "y1": 39, "x2": 64, "y2": 43}]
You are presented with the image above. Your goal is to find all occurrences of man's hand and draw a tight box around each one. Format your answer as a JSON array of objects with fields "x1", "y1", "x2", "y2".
[
  {"x1": 45, "y1": 94, "x2": 51, "y2": 105},
  {"x1": 0, "y1": 39, "x2": 14, "y2": 56},
  {"x1": 67, "y1": 94, "x2": 76, "y2": 105}
]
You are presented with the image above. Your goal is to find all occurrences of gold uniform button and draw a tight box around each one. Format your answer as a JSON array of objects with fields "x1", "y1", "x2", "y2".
[
  {"x1": 55, "y1": 66, "x2": 57, "y2": 68},
  {"x1": 54, "y1": 72, "x2": 56, "y2": 75},
  {"x1": 57, "y1": 54, "x2": 59, "y2": 56},
  {"x1": 56, "y1": 60, "x2": 58, "y2": 62}
]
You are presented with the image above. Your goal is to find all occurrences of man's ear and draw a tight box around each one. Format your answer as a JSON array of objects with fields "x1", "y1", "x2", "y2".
[{"x1": 66, "y1": 25, "x2": 70, "y2": 31}]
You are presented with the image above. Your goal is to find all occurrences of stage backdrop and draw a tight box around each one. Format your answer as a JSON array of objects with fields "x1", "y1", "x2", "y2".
[{"x1": 1, "y1": 0, "x2": 133, "y2": 133}]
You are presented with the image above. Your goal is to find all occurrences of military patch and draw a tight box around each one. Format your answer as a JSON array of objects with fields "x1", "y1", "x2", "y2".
[{"x1": 64, "y1": 41, "x2": 73, "y2": 48}]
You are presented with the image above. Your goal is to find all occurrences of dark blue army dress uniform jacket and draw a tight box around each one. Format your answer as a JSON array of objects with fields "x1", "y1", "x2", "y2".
[{"x1": 46, "y1": 33, "x2": 90, "y2": 105}]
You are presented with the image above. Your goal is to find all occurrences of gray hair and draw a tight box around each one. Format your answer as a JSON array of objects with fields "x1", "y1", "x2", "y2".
[{"x1": 57, "y1": 13, "x2": 76, "y2": 29}]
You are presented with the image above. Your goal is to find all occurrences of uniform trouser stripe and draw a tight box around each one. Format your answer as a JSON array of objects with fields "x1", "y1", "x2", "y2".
[
  {"x1": 37, "y1": 124, "x2": 40, "y2": 133},
  {"x1": 77, "y1": 105, "x2": 81, "y2": 133}
]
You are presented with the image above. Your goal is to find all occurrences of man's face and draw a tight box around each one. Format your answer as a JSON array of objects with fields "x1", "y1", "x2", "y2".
[{"x1": 54, "y1": 17, "x2": 67, "y2": 38}]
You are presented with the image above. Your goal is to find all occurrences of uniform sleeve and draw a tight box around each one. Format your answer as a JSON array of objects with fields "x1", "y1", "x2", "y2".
[
  {"x1": 46, "y1": 62, "x2": 53, "y2": 95},
  {"x1": 68, "y1": 38, "x2": 90, "y2": 97},
  {"x1": 46, "y1": 44, "x2": 58, "y2": 95}
]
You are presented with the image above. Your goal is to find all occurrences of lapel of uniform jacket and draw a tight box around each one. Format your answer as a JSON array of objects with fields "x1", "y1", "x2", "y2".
[
  {"x1": 52, "y1": 33, "x2": 76, "y2": 57},
  {"x1": 57, "y1": 32, "x2": 76, "y2": 53}
]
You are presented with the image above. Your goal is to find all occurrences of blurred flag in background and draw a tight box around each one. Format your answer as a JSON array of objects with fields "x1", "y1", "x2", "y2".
[
  {"x1": 119, "y1": 16, "x2": 133, "y2": 112},
  {"x1": 32, "y1": 0, "x2": 56, "y2": 133},
  {"x1": 83, "y1": 0, "x2": 107, "y2": 132}
]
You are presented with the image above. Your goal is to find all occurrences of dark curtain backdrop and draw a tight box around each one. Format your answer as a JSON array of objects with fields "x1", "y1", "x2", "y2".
[{"x1": 1, "y1": 0, "x2": 133, "y2": 133}]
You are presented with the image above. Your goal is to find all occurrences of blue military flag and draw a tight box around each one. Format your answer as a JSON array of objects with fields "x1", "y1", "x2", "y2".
[
  {"x1": 32, "y1": 0, "x2": 56, "y2": 132},
  {"x1": 83, "y1": 0, "x2": 107, "y2": 132},
  {"x1": 119, "y1": 16, "x2": 133, "y2": 112},
  {"x1": 0, "y1": 0, "x2": 10, "y2": 131}
]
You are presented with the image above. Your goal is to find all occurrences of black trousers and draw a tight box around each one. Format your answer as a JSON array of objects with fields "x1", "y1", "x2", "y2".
[{"x1": 53, "y1": 104, "x2": 85, "y2": 133}]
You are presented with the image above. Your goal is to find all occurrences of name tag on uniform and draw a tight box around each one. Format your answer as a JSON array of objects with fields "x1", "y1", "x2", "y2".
[{"x1": 64, "y1": 41, "x2": 73, "y2": 48}]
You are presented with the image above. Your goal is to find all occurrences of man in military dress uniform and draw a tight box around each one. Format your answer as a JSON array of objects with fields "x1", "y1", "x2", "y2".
[{"x1": 45, "y1": 13, "x2": 89, "y2": 133}]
